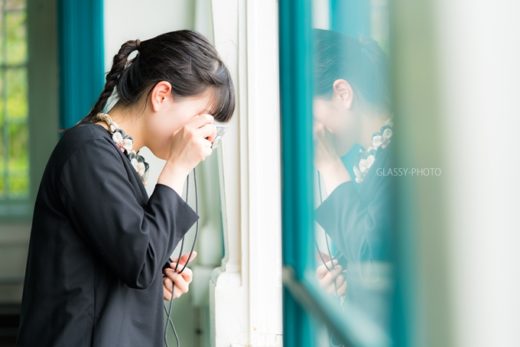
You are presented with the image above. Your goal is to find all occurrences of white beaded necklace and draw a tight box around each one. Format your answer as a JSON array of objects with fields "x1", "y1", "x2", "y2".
[
  {"x1": 93, "y1": 112, "x2": 149, "y2": 184},
  {"x1": 353, "y1": 119, "x2": 393, "y2": 184}
]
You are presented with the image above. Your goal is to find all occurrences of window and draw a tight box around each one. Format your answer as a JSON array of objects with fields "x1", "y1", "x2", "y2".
[
  {"x1": 280, "y1": 1, "x2": 395, "y2": 346},
  {"x1": 0, "y1": 0, "x2": 29, "y2": 215}
]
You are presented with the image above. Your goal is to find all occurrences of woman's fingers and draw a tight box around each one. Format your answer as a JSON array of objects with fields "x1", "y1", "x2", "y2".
[
  {"x1": 321, "y1": 265, "x2": 343, "y2": 286},
  {"x1": 164, "y1": 268, "x2": 192, "y2": 296},
  {"x1": 188, "y1": 115, "x2": 216, "y2": 150},
  {"x1": 189, "y1": 115, "x2": 217, "y2": 154},
  {"x1": 336, "y1": 273, "x2": 346, "y2": 287},
  {"x1": 180, "y1": 267, "x2": 193, "y2": 283},
  {"x1": 163, "y1": 260, "x2": 195, "y2": 302},
  {"x1": 198, "y1": 123, "x2": 218, "y2": 143},
  {"x1": 189, "y1": 114, "x2": 214, "y2": 129},
  {"x1": 163, "y1": 277, "x2": 173, "y2": 301},
  {"x1": 167, "y1": 264, "x2": 193, "y2": 283},
  {"x1": 316, "y1": 260, "x2": 339, "y2": 279},
  {"x1": 314, "y1": 121, "x2": 324, "y2": 131},
  {"x1": 316, "y1": 262, "x2": 330, "y2": 279},
  {"x1": 316, "y1": 259, "x2": 338, "y2": 274},
  {"x1": 171, "y1": 273, "x2": 188, "y2": 294},
  {"x1": 163, "y1": 274, "x2": 187, "y2": 300},
  {"x1": 336, "y1": 278, "x2": 347, "y2": 296},
  {"x1": 163, "y1": 115, "x2": 216, "y2": 174},
  {"x1": 316, "y1": 261, "x2": 347, "y2": 297},
  {"x1": 170, "y1": 251, "x2": 198, "y2": 268},
  {"x1": 163, "y1": 276, "x2": 173, "y2": 291},
  {"x1": 167, "y1": 266, "x2": 193, "y2": 283}
]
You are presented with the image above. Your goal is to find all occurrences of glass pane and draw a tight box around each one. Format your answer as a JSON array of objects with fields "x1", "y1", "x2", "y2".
[
  {"x1": 0, "y1": 8, "x2": 3, "y2": 66},
  {"x1": 0, "y1": 127, "x2": 4, "y2": 198},
  {"x1": 6, "y1": 0, "x2": 25, "y2": 11},
  {"x1": 6, "y1": 67, "x2": 27, "y2": 120},
  {"x1": 0, "y1": 73, "x2": 4, "y2": 122},
  {"x1": 0, "y1": 62, "x2": 4, "y2": 198},
  {"x1": 0, "y1": 124, "x2": 4, "y2": 163},
  {"x1": 5, "y1": 9, "x2": 27, "y2": 65},
  {"x1": 311, "y1": 0, "x2": 393, "y2": 345},
  {"x1": 8, "y1": 169, "x2": 28, "y2": 198},
  {"x1": 7, "y1": 121, "x2": 28, "y2": 198}
]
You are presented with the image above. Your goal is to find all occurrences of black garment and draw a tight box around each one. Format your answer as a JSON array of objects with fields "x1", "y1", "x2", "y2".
[
  {"x1": 316, "y1": 146, "x2": 393, "y2": 265},
  {"x1": 17, "y1": 123, "x2": 198, "y2": 347},
  {"x1": 315, "y1": 146, "x2": 394, "y2": 330}
]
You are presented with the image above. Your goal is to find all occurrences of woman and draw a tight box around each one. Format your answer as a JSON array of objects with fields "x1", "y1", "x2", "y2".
[
  {"x1": 312, "y1": 29, "x2": 393, "y2": 331},
  {"x1": 17, "y1": 30, "x2": 235, "y2": 346}
]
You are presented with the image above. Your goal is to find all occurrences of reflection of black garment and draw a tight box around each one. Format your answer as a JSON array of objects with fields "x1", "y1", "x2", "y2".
[
  {"x1": 18, "y1": 123, "x2": 198, "y2": 347},
  {"x1": 316, "y1": 146, "x2": 392, "y2": 264},
  {"x1": 315, "y1": 145, "x2": 393, "y2": 327}
]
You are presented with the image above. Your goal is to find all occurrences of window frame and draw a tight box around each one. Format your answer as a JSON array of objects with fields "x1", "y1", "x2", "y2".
[
  {"x1": 0, "y1": 0, "x2": 104, "y2": 221},
  {"x1": 0, "y1": 0, "x2": 31, "y2": 219},
  {"x1": 278, "y1": 1, "x2": 398, "y2": 346},
  {"x1": 57, "y1": 0, "x2": 104, "y2": 129}
]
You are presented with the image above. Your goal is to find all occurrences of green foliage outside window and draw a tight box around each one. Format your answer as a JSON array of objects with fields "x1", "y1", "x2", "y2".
[{"x1": 0, "y1": 0, "x2": 28, "y2": 200}]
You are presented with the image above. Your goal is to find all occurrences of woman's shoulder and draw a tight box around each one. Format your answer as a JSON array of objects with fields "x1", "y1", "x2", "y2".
[
  {"x1": 61, "y1": 122, "x2": 111, "y2": 146},
  {"x1": 36, "y1": 122, "x2": 122, "y2": 199},
  {"x1": 59, "y1": 122, "x2": 114, "y2": 152},
  {"x1": 49, "y1": 122, "x2": 120, "y2": 171}
]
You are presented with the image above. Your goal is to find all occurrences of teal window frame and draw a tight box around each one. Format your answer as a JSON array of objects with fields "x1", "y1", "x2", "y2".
[
  {"x1": 329, "y1": 0, "x2": 370, "y2": 37},
  {"x1": 57, "y1": 0, "x2": 104, "y2": 129},
  {"x1": 279, "y1": 1, "x2": 406, "y2": 346}
]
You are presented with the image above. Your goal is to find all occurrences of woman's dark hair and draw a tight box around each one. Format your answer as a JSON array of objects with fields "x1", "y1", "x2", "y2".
[
  {"x1": 313, "y1": 29, "x2": 389, "y2": 110},
  {"x1": 81, "y1": 30, "x2": 235, "y2": 123}
]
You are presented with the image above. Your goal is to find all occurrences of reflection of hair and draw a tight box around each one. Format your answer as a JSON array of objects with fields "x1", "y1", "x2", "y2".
[
  {"x1": 313, "y1": 29, "x2": 389, "y2": 110},
  {"x1": 82, "y1": 30, "x2": 235, "y2": 123}
]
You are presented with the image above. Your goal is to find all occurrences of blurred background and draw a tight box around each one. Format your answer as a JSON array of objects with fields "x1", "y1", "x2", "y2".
[{"x1": 0, "y1": 0, "x2": 519, "y2": 346}]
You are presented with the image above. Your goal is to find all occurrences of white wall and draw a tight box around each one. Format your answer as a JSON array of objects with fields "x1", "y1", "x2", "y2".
[
  {"x1": 104, "y1": 0, "x2": 195, "y2": 66},
  {"x1": 436, "y1": 1, "x2": 520, "y2": 346}
]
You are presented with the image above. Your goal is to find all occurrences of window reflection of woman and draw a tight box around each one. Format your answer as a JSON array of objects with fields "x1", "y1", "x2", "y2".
[{"x1": 313, "y1": 29, "x2": 393, "y2": 329}]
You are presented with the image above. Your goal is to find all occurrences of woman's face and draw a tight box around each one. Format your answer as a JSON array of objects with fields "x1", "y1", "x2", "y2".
[
  {"x1": 313, "y1": 94, "x2": 358, "y2": 154},
  {"x1": 145, "y1": 87, "x2": 215, "y2": 160}
]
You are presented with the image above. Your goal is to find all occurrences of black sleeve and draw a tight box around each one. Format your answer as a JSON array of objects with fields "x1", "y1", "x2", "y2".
[
  {"x1": 58, "y1": 138, "x2": 198, "y2": 289},
  {"x1": 315, "y1": 181, "x2": 386, "y2": 262}
]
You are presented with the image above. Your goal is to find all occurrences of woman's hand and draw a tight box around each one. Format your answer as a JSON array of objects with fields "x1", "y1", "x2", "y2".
[
  {"x1": 314, "y1": 122, "x2": 340, "y2": 172},
  {"x1": 168, "y1": 114, "x2": 217, "y2": 171},
  {"x1": 158, "y1": 115, "x2": 217, "y2": 194},
  {"x1": 316, "y1": 259, "x2": 347, "y2": 297},
  {"x1": 314, "y1": 122, "x2": 351, "y2": 193},
  {"x1": 163, "y1": 251, "x2": 197, "y2": 301}
]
